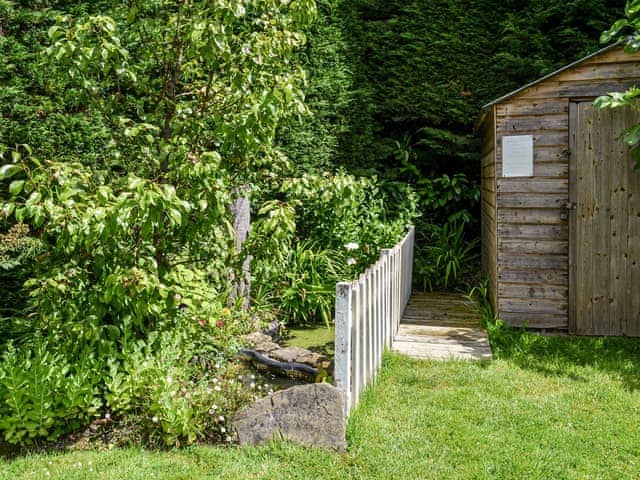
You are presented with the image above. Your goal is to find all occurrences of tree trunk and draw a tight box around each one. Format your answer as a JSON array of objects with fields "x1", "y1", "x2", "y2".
[{"x1": 229, "y1": 185, "x2": 251, "y2": 310}]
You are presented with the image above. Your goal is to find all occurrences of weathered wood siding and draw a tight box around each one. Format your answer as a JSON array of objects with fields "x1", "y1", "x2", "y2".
[
  {"x1": 479, "y1": 107, "x2": 497, "y2": 312},
  {"x1": 569, "y1": 103, "x2": 640, "y2": 336},
  {"x1": 490, "y1": 46, "x2": 640, "y2": 330}
]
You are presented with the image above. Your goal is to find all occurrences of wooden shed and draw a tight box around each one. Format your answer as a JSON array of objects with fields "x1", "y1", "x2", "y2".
[{"x1": 477, "y1": 44, "x2": 640, "y2": 336}]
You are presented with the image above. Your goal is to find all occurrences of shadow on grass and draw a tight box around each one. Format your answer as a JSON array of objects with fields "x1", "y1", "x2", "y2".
[{"x1": 488, "y1": 321, "x2": 640, "y2": 391}]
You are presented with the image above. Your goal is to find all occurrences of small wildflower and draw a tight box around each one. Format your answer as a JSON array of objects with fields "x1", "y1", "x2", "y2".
[
  {"x1": 214, "y1": 385, "x2": 222, "y2": 392},
  {"x1": 220, "y1": 426, "x2": 226, "y2": 433},
  {"x1": 105, "y1": 413, "x2": 111, "y2": 420},
  {"x1": 216, "y1": 320, "x2": 224, "y2": 328},
  {"x1": 152, "y1": 416, "x2": 159, "y2": 424},
  {"x1": 347, "y1": 258, "x2": 356, "y2": 266},
  {"x1": 218, "y1": 415, "x2": 225, "y2": 422},
  {"x1": 178, "y1": 303, "x2": 187, "y2": 310},
  {"x1": 250, "y1": 374, "x2": 256, "y2": 380},
  {"x1": 210, "y1": 404, "x2": 218, "y2": 411},
  {"x1": 199, "y1": 319, "x2": 207, "y2": 326},
  {"x1": 250, "y1": 382, "x2": 256, "y2": 389},
  {"x1": 344, "y1": 242, "x2": 359, "y2": 251},
  {"x1": 226, "y1": 435, "x2": 233, "y2": 442},
  {"x1": 174, "y1": 293, "x2": 182, "y2": 301}
]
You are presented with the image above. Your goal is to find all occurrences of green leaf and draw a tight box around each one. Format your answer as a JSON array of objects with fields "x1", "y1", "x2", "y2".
[
  {"x1": 0, "y1": 164, "x2": 21, "y2": 180},
  {"x1": 601, "y1": 19, "x2": 629, "y2": 43},
  {"x1": 9, "y1": 180, "x2": 25, "y2": 195}
]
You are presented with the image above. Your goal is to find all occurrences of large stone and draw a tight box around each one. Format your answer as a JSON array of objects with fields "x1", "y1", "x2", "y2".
[
  {"x1": 269, "y1": 346, "x2": 311, "y2": 363},
  {"x1": 243, "y1": 332, "x2": 279, "y2": 353},
  {"x1": 232, "y1": 383, "x2": 346, "y2": 451},
  {"x1": 297, "y1": 351, "x2": 330, "y2": 369}
]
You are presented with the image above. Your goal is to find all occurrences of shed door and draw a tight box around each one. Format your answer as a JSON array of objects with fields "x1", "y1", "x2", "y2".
[{"x1": 569, "y1": 102, "x2": 640, "y2": 336}]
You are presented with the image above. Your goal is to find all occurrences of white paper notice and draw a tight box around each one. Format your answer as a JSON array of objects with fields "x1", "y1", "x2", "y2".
[{"x1": 502, "y1": 135, "x2": 533, "y2": 177}]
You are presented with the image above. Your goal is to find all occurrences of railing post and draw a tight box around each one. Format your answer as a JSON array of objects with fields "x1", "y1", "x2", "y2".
[
  {"x1": 335, "y1": 281, "x2": 353, "y2": 417},
  {"x1": 380, "y1": 249, "x2": 391, "y2": 349}
]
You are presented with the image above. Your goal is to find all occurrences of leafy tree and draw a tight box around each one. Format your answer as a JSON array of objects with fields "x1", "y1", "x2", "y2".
[{"x1": 1, "y1": 0, "x2": 316, "y2": 350}]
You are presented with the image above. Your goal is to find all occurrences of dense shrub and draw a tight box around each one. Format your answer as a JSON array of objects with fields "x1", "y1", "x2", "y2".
[{"x1": 250, "y1": 172, "x2": 418, "y2": 325}]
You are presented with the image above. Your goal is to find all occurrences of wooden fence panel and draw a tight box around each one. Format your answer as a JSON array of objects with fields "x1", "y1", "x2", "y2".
[{"x1": 334, "y1": 227, "x2": 415, "y2": 417}]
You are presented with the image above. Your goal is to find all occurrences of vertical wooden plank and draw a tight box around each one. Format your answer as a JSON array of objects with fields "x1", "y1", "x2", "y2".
[
  {"x1": 357, "y1": 275, "x2": 366, "y2": 405},
  {"x1": 609, "y1": 107, "x2": 628, "y2": 335},
  {"x1": 576, "y1": 102, "x2": 594, "y2": 334},
  {"x1": 407, "y1": 226, "x2": 415, "y2": 309},
  {"x1": 592, "y1": 106, "x2": 611, "y2": 335},
  {"x1": 391, "y1": 251, "x2": 398, "y2": 338},
  {"x1": 376, "y1": 262, "x2": 382, "y2": 369},
  {"x1": 334, "y1": 282, "x2": 352, "y2": 417},
  {"x1": 361, "y1": 274, "x2": 368, "y2": 386},
  {"x1": 352, "y1": 282, "x2": 361, "y2": 408},
  {"x1": 372, "y1": 264, "x2": 379, "y2": 377},
  {"x1": 627, "y1": 117, "x2": 640, "y2": 336},
  {"x1": 380, "y1": 249, "x2": 391, "y2": 348},
  {"x1": 396, "y1": 248, "x2": 401, "y2": 336},
  {"x1": 367, "y1": 269, "x2": 374, "y2": 381},
  {"x1": 568, "y1": 102, "x2": 578, "y2": 334}
]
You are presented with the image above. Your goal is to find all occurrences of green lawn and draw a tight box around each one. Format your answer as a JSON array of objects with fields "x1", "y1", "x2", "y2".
[{"x1": 2, "y1": 326, "x2": 639, "y2": 479}]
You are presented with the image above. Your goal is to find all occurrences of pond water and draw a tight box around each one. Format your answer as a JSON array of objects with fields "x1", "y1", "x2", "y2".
[{"x1": 238, "y1": 324, "x2": 335, "y2": 391}]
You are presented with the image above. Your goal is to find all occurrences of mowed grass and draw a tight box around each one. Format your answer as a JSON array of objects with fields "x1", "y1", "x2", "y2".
[{"x1": 2, "y1": 326, "x2": 639, "y2": 479}]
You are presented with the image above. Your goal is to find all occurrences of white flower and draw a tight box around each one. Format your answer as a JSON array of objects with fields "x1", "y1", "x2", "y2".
[
  {"x1": 344, "y1": 242, "x2": 359, "y2": 251},
  {"x1": 214, "y1": 385, "x2": 222, "y2": 392},
  {"x1": 250, "y1": 382, "x2": 256, "y2": 389},
  {"x1": 226, "y1": 435, "x2": 233, "y2": 442},
  {"x1": 152, "y1": 416, "x2": 159, "y2": 424},
  {"x1": 220, "y1": 426, "x2": 226, "y2": 433},
  {"x1": 347, "y1": 258, "x2": 356, "y2": 266},
  {"x1": 218, "y1": 415, "x2": 225, "y2": 422},
  {"x1": 105, "y1": 412, "x2": 111, "y2": 420}
]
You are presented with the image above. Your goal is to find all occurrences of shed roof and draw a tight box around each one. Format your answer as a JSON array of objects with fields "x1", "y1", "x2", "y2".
[{"x1": 482, "y1": 43, "x2": 619, "y2": 110}]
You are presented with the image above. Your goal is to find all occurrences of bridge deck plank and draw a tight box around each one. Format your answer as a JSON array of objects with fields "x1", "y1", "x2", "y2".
[{"x1": 392, "y1": 293, "x2": 492, "y2": 361}]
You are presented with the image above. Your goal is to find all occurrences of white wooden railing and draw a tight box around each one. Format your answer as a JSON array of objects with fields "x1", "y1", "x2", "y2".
[{"x1": 334, "y1": 226, "x2": 415, "y2": 417}]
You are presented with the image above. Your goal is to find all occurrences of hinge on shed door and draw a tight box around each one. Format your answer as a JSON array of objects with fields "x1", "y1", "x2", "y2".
[{"x1": 560, "y1": 202, "x2": 576, "y2": 221}]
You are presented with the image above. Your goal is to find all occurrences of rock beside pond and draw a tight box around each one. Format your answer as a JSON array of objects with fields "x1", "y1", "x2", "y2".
[
  {"x1": 241, "y1": 333, "x2": 332, "y2": 372},
  {"x1": 243, "y1": 332, "x2": 279, "y2": 353},
  {"x1": 269, "y1": 346, "x2": 313, "y2": 363},
  {"x1": 232, "y1": 383, "x2": 346, "y2": 451}
]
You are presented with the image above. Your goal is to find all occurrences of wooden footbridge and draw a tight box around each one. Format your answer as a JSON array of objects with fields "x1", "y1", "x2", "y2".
[{"x1": 393, "y1": 292, "x2": 492, "y2": 361}]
